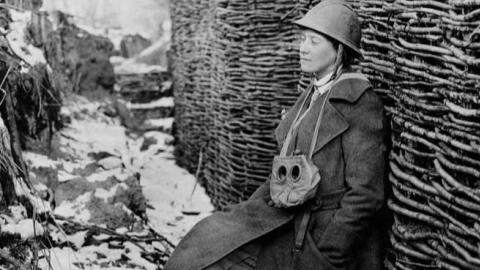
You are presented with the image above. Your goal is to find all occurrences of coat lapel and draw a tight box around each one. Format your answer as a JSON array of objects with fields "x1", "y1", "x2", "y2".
[
  {"x1": 295, "y1": 94, "x2": 349, "y2": 156},
  {"x1": 274, "y1": 72, "x2": 372, "y2": 156},
  {"x1": 274, "y1": 85, "x2": 312, "y2": 145}
]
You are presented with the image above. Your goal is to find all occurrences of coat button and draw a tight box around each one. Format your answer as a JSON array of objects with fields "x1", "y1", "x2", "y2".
[
  {"x1": 267, "y1": 200, "x2": 275, "y2": 207},
  {"x1": 312, "y1": 199, "x2": 322, "y2": 211}
]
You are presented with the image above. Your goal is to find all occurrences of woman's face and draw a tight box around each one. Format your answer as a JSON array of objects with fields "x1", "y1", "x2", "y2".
[{"x1": 299, "y1": 29, "x2": 337, "y2": 77}]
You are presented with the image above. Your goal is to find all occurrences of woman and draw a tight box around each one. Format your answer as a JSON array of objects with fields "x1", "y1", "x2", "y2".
[{"x1": 165, "y1": 0, "x2": 387, "y2": 269}]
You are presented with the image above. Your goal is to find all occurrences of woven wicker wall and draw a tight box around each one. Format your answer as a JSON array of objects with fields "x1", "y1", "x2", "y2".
[{"x1": 358, "y1": 1, "x2": 480, "y2": 269}]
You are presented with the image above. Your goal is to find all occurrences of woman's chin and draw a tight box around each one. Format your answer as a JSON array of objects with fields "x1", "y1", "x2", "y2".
[
  {"x1": 300, "y1": 62, "x2": 318, "y2": 73},
  {"x1": 300, "y1": 67, "x2": 317, "y2": 73}
]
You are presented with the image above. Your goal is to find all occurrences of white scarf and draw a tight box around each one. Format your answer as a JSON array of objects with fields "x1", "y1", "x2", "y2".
[
  {"x1": 312, "y1": 71, "x2": 334, "y2": 103},
  {"x1": 314, "y1": 72, "x2": 334, "y2": 94}
]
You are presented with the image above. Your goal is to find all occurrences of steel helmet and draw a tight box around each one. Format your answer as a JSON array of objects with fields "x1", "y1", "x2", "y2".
[{"x1": 294, "y1": 0, "x2": 362, "y2": 56}]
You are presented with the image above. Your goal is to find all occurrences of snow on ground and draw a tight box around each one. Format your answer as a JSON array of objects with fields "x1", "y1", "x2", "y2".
[
  {"x1": 7, "y1": 10, "x2": 47, "y2": 70},
  {"x1": 24, "y1": 94, "x2": 213, "y2": 269},
  {"x1": 136, "y1": 132, "x2": 213, "y2": 242},
  {"x1": 144, "y1": 117, "x2": 174, "y2": 129},
  {"x1": 114, "y1": 60, "x2": 167, "y2": 75},
  {"x1": 60, "y1": 95, "x2": 213, "y2": 239}
]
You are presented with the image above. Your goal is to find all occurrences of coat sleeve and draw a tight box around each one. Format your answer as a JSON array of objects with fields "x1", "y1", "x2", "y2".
[{"x1": 315, "y1": 90, "x2": 387, "y2": 269}]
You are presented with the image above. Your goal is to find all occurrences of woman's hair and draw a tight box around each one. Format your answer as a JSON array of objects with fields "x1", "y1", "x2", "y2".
[{"x1": 324, "y1": 34, "x2": 357, "y2": 81}]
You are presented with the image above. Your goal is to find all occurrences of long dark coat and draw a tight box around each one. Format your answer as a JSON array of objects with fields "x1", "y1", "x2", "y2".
[{"x1": 165, "y1": 73, "x2": 388, "y2": 270}]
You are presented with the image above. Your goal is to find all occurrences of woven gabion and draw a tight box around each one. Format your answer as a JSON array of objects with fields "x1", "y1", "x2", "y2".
[{"x1": 357, "y1": 1, "x2": 480, "y2": 269}]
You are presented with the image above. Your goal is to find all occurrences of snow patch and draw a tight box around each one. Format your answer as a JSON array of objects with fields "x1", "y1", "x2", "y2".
[
  {"x1": 114, "y1": 61, "x2": 167, "y2": 74},
  {"x1": 94, "y1": 183, "x2": 128, "y2": 201},
  {"x1": 3, "y1": 219, "x2": 45, "y2": 239},
  {"x1": 58, "y1": 170, "x2": 77, "y2": 182},
  {"x1": 144, "y1": 117, "x2": 174, "y2": 129},
  {"x1": 50, "y1": 229, "x2": 87, "y2": 249},
  {"x1": 7, "y1": 10, "x2": 47, "y2": 67},
  {"x1": 98, "y1": 156, "x2": 123, "y2": 170},
  {"x1": 86, "y1": 168, "x2": 130, "y2": 182},
  {"x1": 127, "y1": 97, "x2": 174, "y2": 109},
  {"x1": 54, "y1": 192, "x2": 92, "y2": 223},
  {"x1": 24, "y1": 151, "x2": 59, "y2": 168}
]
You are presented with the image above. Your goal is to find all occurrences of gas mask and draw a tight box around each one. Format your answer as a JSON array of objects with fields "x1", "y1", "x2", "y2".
[{"x1": 270, "y1": 155, "x2": 321, "y2": 208}]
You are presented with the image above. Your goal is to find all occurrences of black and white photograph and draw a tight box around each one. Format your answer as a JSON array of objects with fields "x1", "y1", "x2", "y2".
[{"x1": 0, "y1": 0, "x2": 477, "y2": 269}]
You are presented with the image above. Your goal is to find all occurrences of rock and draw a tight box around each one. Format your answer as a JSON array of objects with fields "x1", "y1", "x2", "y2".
[
  {"x1": 87, "y1": 151, "x2": 116, "y2": 161},
  {"x1": 98, "y1": 156, "x2": 123, "y2": 170},
  {"x1": 140, "y1": 136, "x2": 158, "y2": 151},
  {"x1": 120, "y1": 34, "x2": 152, "y2": 58},
  {"x1": 113, "y1": 99, "x2": 137, "y2": 129}
]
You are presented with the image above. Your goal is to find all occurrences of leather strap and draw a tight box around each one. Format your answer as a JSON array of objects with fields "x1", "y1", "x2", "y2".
[
  {"x1": 280, "y1": 84, "x2": 332, "y2": 158},
  {"x1": 280, "y1": 84, "x2": 314, "y2": 156},
  {"x1": 307, "y1": 89, "x2": 332, "y2": 159},
  {"x1": 294, "y1": 208, "x2": 312, "y2": 252},
  {"x1": 293, "y1": 188, "x2": 346, "y2": 253}
]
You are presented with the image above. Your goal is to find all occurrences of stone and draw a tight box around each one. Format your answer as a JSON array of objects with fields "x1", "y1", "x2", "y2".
[{"x1": 98, "y1": 156, "x2": 123, "y2": 170}]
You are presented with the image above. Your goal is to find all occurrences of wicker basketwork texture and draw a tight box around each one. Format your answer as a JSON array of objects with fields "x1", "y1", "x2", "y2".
[{"x1": 357, "y1": 1, "x2": 480, "y2": 269}]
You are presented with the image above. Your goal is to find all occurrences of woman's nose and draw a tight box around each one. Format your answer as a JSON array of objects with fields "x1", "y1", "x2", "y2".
[{"x1": 299, "y1": 42, "x2": 309, "y2": 55}]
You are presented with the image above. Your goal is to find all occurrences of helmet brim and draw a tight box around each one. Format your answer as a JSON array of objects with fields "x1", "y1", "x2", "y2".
[{"x1": 293, "y1": 19, "x2": 363, "y2": 59}]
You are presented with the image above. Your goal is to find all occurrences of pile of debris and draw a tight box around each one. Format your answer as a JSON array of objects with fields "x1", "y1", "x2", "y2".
[
  {"x1": 120, "y1": 34, "x2": 152, "y2": 58},
  {"x1": 357, "y1": 1, "x2": 480, "y2": 269}
]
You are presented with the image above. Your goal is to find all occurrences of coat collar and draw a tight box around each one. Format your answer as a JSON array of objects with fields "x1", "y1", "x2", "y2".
[
  {"x1": 329, "y1": 72, "x2": 371, "y2": 103},
  {"x1": 274, "y1": 72, "x2": 371, "y2": 155}
]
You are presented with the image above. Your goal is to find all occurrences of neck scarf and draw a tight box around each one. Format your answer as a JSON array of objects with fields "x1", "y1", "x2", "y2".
[{"x1": 312, "y1": 71, "x2": 334, "y2": 103}]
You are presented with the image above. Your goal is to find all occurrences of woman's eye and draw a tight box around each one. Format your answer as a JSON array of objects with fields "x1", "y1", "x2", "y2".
[{"x1": 311, "y1": 37, "x2": 321, "y2": 45}]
